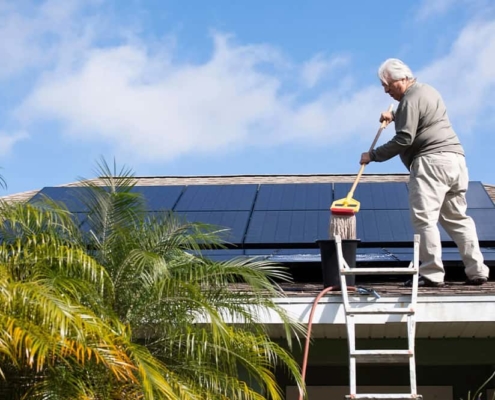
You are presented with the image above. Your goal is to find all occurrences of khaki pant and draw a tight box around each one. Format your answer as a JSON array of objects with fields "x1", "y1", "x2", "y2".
[{"x1": 408, "y1": 152, "x2": 489, "y2": 282}]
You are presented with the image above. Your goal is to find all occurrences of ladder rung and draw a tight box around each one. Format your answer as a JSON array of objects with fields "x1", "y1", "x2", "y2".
[
  {"x1": 346, "y1": 307, "x2": 414, "y2": 315},
  {"x1": 341, "y1": 268, "x2": 418, "y2": 275},
  {"x1": 350, "y1": 350, "x2": 412, "y2": 363},
  {"x1": 346, "y1": 395, "x2": 422, "y2": 399}
]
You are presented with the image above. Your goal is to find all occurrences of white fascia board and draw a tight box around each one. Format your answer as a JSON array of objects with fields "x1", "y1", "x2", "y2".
[{"x1": 263, "y1": 295, "x2": 495, "y2": 324}]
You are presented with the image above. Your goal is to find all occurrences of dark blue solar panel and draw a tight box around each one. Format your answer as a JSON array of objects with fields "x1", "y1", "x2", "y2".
[
  {"x1": 464, "y1": 209, "x2": 495, "y2": 240},
  {"x1": 436, "y1": 209, "x2": 495, "y2": 241},
  {"x1": 356, "y1": 210, "x2": 414, "y2": 242},
  {"x1": 30, "y1": 186, "x2": 184, "y2": 213},
  {"x1": 333, "y1": 182, "x2": 410, "y2": 210},
  {"x1": 131, "y1": 186, "x2": 184, "y2": 211},
  {"x1": 254, "y1": 183, "x2": 333, "y2": 210},
  {"x1": 174, "y1": 185, "x2": 258, "y2": 211},
  {"x1": 481, "y1": 248, "x2": 495, "y2": 262},
  {"x1": 244, "y1": 210, "x2": 330, "y2": 244},
  {"x1": 175, "y1": 211, "x2": 250, "y2": 244},
  {"x1": 356, "y1": 209, "x2": 495, "y2": 243},
  {"x1": 466, "y1": 182, "x2": 494, "y2": 208},
  {"x1": 29, "y1": 187, "x2": 93, "y2": 212}
]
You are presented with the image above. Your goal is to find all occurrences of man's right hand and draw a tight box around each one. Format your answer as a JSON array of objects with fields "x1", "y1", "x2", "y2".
[{"x1": 380, "y1": 111, "x2": 394, "y2": 124}]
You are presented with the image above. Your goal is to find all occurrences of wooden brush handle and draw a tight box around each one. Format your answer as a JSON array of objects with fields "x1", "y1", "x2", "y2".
[{"x1": 346, "y1": 104, "x2": 394, "y2": 200}]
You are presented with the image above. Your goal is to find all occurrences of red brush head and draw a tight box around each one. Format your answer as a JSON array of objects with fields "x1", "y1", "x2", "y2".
[{"x1": 330, "y1": 207, "x2": 356, "y2": 216}]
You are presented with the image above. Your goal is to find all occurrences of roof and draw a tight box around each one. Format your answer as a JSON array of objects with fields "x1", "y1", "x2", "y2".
[
  {"x1": 2, "y1": 173, "x2": 414, "y2": 203},
  {"x1": 4, "y1": 173, "x2": 495, "y2": 203},
  {"x1": 2, "y1": 173, "x2": 495, "y2": 334}
]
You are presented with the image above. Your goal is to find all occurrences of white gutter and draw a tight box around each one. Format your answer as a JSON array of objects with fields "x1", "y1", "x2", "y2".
[{"x1": 267, "y1": 295, "x2": 495, "y2": 324}]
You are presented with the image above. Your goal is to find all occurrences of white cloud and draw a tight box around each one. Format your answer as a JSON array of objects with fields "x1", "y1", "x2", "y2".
[
  {"x1": 0, "y1": 0, "x2": 92, "y2": 79},
  {"x1": 301, "y1": 53, "x2": 349, "y2": 88},
  {"x1": 8, "y1": 0, "x2": 495, "y2": 166},
  {"x1": 415, "y1": 0, "x2": 493, "y2": 20},
  {"x1": 18, "y1": 31, "x2": 386, "y2": 162},
  {"x1": 0, "y1": 131, "x2": 28, "y2": 156},
  {"x1": 415, "y1": 0, "x2": 457, "y2": 20},
  {"x1": 418, "y1": 19, "x2": 495, "y2": 132}
]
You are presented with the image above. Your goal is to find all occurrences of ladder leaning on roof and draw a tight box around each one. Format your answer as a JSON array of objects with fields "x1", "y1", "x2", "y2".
[{"x1": 336, "y1": 234, "x2": 422, "y2": 400}]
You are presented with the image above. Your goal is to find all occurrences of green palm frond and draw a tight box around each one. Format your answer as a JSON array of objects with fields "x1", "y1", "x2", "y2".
[
  {"x1": 2, "y1": 158, "x2": 305, "y2": 399},
  {"x1": 0, "y1": 169, "x2": 7, "y2": 190}
]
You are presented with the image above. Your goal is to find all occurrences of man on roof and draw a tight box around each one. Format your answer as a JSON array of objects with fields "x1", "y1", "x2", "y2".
[{"x1": 360, "y1": 58, "x2": 489, "y2": 287}]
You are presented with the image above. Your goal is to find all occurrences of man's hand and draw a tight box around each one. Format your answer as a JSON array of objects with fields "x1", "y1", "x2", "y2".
[
  {"x1": 360, "y1": 152, "x2": 371, "y2": 165},
  {"x1": 379, "y1": 111, "x2": 394, "y2": 124}
]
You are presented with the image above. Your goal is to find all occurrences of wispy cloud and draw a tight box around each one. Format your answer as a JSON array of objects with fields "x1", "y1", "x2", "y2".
[
  {"x1": 415, "y1": 0, "x2": 493, "y2": 20},
  {"x1": 300, "y1": 53, "x2": 349, "y2": 88},
  {"x1": 418, "y1": 19, "x2": 495, "y2": 132},
  {"x1": 0, "y1": 0, "x2": 96, "y2": 80},
  {"x1": 3, "y1": 0, "x2": 495, "y2": 165},
  {"x1": 12, "y1": 0, "x2": 384, "y2": 163},
  {"x1": 415, "y1": 0, "x2": 457, "y2": 20},
  {"x1": 0, "y1": 131, "x2": 28, "y2": 156}
]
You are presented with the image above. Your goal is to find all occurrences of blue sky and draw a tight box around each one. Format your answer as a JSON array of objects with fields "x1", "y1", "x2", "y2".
[{"x1": 1, "y1": 0, "x2": 495, "y2": 195}]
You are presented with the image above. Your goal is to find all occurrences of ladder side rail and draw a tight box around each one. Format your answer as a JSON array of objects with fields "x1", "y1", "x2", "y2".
[
  {"x1": 410, "y1": 234, "x2": 420, "y2": 310},
  {"x1": 347, "y1": 315, "x2": 357, "y2": 396},
  {"x1": 335, "y1": 235, "x2": 358, "y2": 397},
  {"x1": 408, "y1": 316, "x2": 418, "y2": 396}
]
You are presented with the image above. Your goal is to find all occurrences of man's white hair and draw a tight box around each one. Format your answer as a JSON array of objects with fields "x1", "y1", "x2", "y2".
[{"x1": 378, "y1": 58, "x2": 415, "y2": 84}]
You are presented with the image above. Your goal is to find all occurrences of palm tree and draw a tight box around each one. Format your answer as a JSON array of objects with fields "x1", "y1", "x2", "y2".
[
  {"x1": 74, "y1": 158, "x2": 306, "y2": 399},
  {"x1": 0, "y1": 199, "x2": 187, "y2": 399}
]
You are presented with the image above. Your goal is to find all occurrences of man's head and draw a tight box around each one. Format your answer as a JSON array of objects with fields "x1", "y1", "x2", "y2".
[{"x1": 378, "y1": 58, "x2": 416, "y2": 101}]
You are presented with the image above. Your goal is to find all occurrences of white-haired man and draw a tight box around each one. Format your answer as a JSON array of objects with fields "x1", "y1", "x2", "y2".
[{"x1": 360, "y1": 58, "x2": 489, "y2": 287}]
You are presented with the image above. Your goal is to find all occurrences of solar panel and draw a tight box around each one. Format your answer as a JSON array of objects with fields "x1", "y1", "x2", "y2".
[
  {"x1": 464, "y1": 209, "x2": 495, "y2": 240},
  {"x1": 244, "y1": 210, "x2": 330, "y2": 244},
  {"x1": 334, "y1": 182, "x2": 410, "y2": 210},
  {"x1": 30, "y1": 186, "x2": 185, "y2": 213},
  {"x1": 254, "y1": 183, "x2": 333, "y2": 210},
  {"x1": 355, "y1": 210, "x2": 414, "y2": 243},
  {"x1": 174, "y1": 184, "x2": 258, "y2": 211},
  {"x1": 434, "y1": 209, "x2": 495, "y2": 242},
  {"x1": 131, "y1": 186, "x2": 184, "y2": 211},
  {"x1": 29, "y1": 187, "x2": 93, "y2": 212},
  {"x1": 466, "y1": 181, "x2": 495, "y2": 208},
  {"x1": 175, "y1": 211, "x2": 250, "y2": 244}
]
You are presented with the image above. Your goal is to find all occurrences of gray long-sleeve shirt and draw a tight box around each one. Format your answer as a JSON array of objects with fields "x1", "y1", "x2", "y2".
[{"x1": 370, "y1": 82, "x2": 464, "y2": 170}]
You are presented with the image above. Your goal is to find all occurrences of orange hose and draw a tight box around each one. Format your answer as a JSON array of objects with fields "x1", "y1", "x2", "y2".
[{"x1": 298, "y1": 285, "x2": 357, "y2": 400}]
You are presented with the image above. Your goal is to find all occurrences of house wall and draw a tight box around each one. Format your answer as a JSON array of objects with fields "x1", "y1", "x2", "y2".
[{"x1": 276, "y1": 338, "x2": 495, "y2": 399}]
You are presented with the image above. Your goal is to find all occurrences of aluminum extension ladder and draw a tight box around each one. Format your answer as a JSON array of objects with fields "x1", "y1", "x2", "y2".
[{"x1": 335, "y1": 234, "x2": 422, "y2": 400}]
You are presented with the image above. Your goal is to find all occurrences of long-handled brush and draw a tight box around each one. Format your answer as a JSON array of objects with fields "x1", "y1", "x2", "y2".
[{"x1": 329, "y1": 104, "x2": 394, "y2": 239}]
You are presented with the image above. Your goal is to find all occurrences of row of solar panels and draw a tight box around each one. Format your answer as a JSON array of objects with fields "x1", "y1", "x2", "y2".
[
  {"x1": 30, "y1": 182, "x2": 494, "y2": 212},
  {"x1": 29, "y1": 182, "x2": 495, "y2": 246}
]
